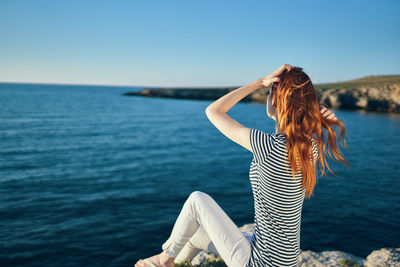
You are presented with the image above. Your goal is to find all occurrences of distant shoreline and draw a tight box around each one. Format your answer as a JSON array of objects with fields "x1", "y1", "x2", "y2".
[{"x1": 123, "y1": 75, "x2": 400, "y2": 114}]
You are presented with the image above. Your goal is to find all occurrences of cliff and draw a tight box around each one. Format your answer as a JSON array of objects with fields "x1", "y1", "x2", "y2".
[{"x1": 123, "y1": 75, "x2": 400, "y2": 113}]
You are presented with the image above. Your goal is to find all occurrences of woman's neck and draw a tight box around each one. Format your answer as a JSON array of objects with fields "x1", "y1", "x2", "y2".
[
  {"x1": 275, "y1": 124, "x2": 283, "y2": 135},
  {"x1": 275, "y1": 115, "x2": 284, "y2": 135}
]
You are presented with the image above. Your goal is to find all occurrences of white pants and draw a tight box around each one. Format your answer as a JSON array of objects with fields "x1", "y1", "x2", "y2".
[{"x1": 161, "y1": 191, "x2": 252, "y2": 267}]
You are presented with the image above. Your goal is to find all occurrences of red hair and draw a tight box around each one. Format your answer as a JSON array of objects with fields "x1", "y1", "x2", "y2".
[{"x1": 273, "y1": 66, "x2": 350, "y2": 199}]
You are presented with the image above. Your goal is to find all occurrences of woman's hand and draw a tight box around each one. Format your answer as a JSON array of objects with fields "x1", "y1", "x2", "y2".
[
  {"x1": 320, "y1": 105, "x2": 337, "y2": 121},
  {"x1": 260, "y1": 64, "x2": 294, "y2": 87}
]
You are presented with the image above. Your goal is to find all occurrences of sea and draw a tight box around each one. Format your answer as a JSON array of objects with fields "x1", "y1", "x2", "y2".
[{"x1": 0, "y1": 82, "x2": 399, "y2": 266}]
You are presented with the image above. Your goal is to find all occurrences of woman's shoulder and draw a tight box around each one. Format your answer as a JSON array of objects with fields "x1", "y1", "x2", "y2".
[{"x1": 252, "y1": 128, "x2": 285, "y2": 140}]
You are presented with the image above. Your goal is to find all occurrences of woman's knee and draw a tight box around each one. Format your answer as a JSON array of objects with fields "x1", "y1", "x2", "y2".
[{"x1": 188, "y1": 191, "x2": 211, "y2": 203}]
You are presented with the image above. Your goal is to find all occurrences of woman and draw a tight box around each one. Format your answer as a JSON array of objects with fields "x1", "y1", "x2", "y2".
[{"x1": 135, "y1": 64, "x2": 349, "y2": 267}]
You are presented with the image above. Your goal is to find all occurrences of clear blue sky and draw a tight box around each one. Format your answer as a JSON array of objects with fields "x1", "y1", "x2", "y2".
[{"x1": 0, "y1": 0, "x2": 399, "y2": 87}]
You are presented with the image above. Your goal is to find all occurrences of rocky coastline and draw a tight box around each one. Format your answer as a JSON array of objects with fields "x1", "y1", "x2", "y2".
[
  {"x1": 316, "y1": 85, "x2": 400, "y2": 113},
  {"x1": 123, "y1": 75, "x2": 400, "y2": 114},
  {"x1": 176, "y1": 223, "x2": 400, "y2": 267}
]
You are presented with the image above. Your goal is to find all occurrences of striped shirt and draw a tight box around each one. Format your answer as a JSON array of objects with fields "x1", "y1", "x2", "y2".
[{"x1": 246, "y1": 128, "x2": 318, "y2": 267}]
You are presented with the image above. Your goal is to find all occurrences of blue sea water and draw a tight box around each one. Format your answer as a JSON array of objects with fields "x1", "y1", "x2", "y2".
[{"x1": 0, "y1": 82, "x2": 399, "y2": 266}]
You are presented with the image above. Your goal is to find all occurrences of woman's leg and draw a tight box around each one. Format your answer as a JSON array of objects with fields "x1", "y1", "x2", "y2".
[
  {"x1": 173, "y1": 225, "x2": 218, "y2": 263},
  {"x1": 174, "y1": 225, "x2": 253, "y2": 264},
  {"x1": 161, "y1": 191, "x2": 251, "y2": 267}
]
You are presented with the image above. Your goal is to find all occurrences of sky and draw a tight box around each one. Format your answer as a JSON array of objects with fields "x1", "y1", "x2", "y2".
[{"x1": 0, "y1": 0, "x2": 399, "y2": 87}]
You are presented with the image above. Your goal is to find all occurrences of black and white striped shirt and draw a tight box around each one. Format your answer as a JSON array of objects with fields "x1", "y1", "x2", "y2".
[{"x1": 246, "y1": 128, "x2": 318, "y2": 267}]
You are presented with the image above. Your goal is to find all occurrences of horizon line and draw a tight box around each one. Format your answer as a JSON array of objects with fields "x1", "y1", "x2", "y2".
[{"x1": 1, "y1": 73, "x2": 398, "y2": 88}]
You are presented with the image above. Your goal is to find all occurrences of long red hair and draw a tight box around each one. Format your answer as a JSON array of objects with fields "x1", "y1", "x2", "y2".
[{"x1": 273, "y1": 66, "x2": 350, "y2": 199}]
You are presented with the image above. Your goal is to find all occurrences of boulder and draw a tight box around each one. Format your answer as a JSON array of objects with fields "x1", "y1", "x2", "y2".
[{"x1": 364, "y1": 247, "x2": 400, "y2": 267}]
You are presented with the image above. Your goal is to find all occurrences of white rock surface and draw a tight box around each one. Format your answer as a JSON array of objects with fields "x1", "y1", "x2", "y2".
[
  {"x1": 186, "y1": 223, "x2": 399, "y2": 266},
  {"x1": 364, "y1": 247, "x2": 400, "y2": 267},
  {"x1": 298, "y1": 250, "x2": 364, "y2": 266}
]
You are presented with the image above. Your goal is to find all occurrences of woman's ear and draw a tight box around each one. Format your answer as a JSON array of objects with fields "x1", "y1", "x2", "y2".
[{"x1": 272, "y1": 91, "x2": 277, "y2": 107}]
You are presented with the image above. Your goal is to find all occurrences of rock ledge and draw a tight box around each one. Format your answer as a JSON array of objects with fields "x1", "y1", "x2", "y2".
[{"x1": 176, "y1": 223, "x2": 400, "y2": 267}]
